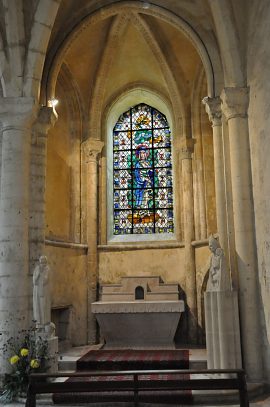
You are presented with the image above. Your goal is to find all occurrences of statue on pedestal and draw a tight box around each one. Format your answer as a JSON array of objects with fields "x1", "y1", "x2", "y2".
[
  {"x1": 204, "y1": 235, "x2": 241, "y2": 370},
  {"x1": 33, "y1": 255, "x2": 51, "y2": 327},
  {"x1": 33, "y1": 256, "x2": 58, "y2": 373}
]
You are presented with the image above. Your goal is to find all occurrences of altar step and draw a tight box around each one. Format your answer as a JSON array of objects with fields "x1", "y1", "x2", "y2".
[
  {"x1": 54, "y1": 347, "x2": 267, "y2": 405},
  {"x1": 58, "y1": 346, "x2": 207, "y2": 371}
]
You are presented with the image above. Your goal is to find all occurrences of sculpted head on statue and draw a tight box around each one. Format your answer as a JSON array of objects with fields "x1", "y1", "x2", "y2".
[{"x1": 208, "y1": 234, "x2": 220, "y2": 253}]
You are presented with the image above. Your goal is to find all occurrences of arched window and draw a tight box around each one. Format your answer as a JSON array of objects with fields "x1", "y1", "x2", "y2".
[{"x1": 113, "y1": 103, "x2": 174, "y2": 235}]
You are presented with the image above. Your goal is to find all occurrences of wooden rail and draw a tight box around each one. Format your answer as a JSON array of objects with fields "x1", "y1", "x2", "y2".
[{"x1": 26, "y1": 368, "x2": 249, "y2": 407}]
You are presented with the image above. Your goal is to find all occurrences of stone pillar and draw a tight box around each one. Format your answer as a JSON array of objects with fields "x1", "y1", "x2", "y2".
[
  {"x1": 221, "y1": 87, "x2": 262, "y2": 381},
  {"x1": 83, "y1": 138, "x2": 104, "y2": 344},
  {"x1": 203, "y1": 97, "x2": 228, "y2": 253},
  {"x1": 29, "y1": 107, "x2": 57, "y2": 273},
  {"x1": 180, "y1": 138, "x2": 197, "y2": 343},
  {"x1": 0, "y1": 97, "x2": 38, "y2": 374}
]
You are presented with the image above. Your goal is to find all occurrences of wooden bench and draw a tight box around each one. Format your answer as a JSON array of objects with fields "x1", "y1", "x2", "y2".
[{"x1": 26, "y1": 368, "x2": 249, "y2": 407}]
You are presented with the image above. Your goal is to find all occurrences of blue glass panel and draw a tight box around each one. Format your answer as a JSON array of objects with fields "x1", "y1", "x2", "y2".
[
  {"x1": 132, "y1": 130, "x2": 152, "y2": 149},
  {"x1": 114, "y1": 170, "x2": 132, "y2": 189},
  {"x1": 113, "y1": 131, "x2": 131, "y2": 151},
  {"x1": 114, "y1": 150, "x2": 131, "y2": 170},
  {"x1": 114, "y1": 111, "x2": 131, "y2": 131},
  {"x1": 114, "y1": 190, "x2": 131, "y2": 210},
  {"x1": 152, "y1": 108, "x2": 168, "y2": 128},
  {"x1": 153, "y1": 129, "x2": 171, "y2": 148},
  {"x1": 132, "y1": 188, "x2": 154, "y2": 210},
  {"x1": 154, "y1": 168, "x2": 173, "y2": 188},
  {"x1": 132, "y1": 105, "x2": 152, "y2": 129},
  {"x1": 154, "y1": 148, "x2": 171, "y2": 167},
  {"x1": 154, "y1": 188, "x2": 173, "y2": 208},
  {"x1": 155, "y1": 209, "x2": 174, "y2": 233},
  {"x1": 114, "y1": 210, "x2": 132, "y2": 234}
]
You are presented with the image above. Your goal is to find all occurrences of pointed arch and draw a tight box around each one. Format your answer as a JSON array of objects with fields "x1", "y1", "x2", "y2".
[
  {"x1": 23, "y1": 0, "x2": 60, "y2": 98},
  {"x1": 42, "y1": 1, "x2": 223, "y2": 103}
]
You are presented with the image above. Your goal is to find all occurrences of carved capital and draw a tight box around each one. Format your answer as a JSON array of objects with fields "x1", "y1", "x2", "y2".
[
  {"x1": 220, "y1": 87, "x2": 249, "y2": 121},
  {"x1": 83, "y1": 139, "x2": 104, "y2": 163},
  {"x1": 179, "y1": 138, "x2": 195, "y2": 160},
  {"x1": 0, "y1": 97, "x2": 38, "y2": 130},
  {"x1": 202, "y1": 96, "x2": 222, "y2": 127},
  {"x1": 34, "y1": 107, "x2": 58, "y2": 135}
]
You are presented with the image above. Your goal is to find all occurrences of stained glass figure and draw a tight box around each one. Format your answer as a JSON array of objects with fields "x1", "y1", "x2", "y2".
[{"x1": 113, "y1": 103, "x2": 174, "y2": 235}]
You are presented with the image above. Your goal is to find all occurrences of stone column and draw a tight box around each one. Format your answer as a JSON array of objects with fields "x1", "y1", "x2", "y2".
[
  {"x1": 221, "y1": 87, "x2": 262, "y2": 381},
  {"x1": 180, "y1": 138, "x2": 197, "y2": 343},
  {"x1": 203, "y1": 97, "x2": 228, "y2": 253},
  {"x1": 29, "y1": 107, "x2": 57, "y2": 273},
  {"x1": 83, "y1": 138, "x2": 104, "y2": 344},
  {"x1": 0, "y1": 97, "x2": 38, "y2": 374}
]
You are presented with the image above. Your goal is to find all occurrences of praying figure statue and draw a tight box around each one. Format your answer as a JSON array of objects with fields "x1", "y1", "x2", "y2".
[
  {"x1": 33, "y1": 255, "x2": 51, "y2": 326},
  {"x1": 207, "y1": 235, "x2": 230, "y2": 291}
]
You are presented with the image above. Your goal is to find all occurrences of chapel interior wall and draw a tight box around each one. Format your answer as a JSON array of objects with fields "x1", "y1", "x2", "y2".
[
  {"x1": 247, "y1": 0, "x2": 270, "y2": 380},
  {"x1": 45, "y1": 78, "x2": 81, "y2": 243},
  {"x1": 45, "y1": 245, "x2": 88, "y2": 347}
]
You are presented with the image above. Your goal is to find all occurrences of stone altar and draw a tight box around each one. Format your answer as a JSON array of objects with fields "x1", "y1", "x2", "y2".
[{"x1": 92, "y1": 276, "x2": 184, "y2": 348}]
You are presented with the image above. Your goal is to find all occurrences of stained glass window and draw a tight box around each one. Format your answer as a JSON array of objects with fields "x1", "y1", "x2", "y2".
[{"x1": 113, "y1": 103, "x2": 174, "y2": 235}]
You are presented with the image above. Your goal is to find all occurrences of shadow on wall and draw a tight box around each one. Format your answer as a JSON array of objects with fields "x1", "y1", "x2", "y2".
[{"x1": 174, "y1": 286, "x2": 206, "y2": 347}]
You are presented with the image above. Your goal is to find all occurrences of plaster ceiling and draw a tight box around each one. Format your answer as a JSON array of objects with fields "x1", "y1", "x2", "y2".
[{"x1": 51, "y1": 2, "x2": 205, "y2": 114}]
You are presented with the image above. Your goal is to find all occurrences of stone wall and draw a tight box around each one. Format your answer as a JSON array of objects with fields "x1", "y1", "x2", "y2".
[
  {"x1": 45, "y1": 244, "x2": 88, "y2": 346},
  {"x1": 98, "y1": 246, "x2": 185, "y2": 285},
  {"x1": 247, "y1": 0, "x2": 270, "y2": 380}
]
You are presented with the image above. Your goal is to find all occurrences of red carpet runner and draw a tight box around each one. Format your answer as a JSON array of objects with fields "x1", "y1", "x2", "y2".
[{"x1": 53, "y1": 349, "x2": 193, "y2": 404}]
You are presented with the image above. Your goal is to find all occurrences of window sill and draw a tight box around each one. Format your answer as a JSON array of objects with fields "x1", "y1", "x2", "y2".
[{"x1": 98, "y1": 241, "x2": 184, "y2": 251}]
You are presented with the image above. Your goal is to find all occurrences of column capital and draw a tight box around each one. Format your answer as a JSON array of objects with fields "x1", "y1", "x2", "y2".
[
  {"x1": 220, "y1": 87, "x2": 249, "y2": 121},
  {"x1": 83, "y1": 139, "x2": 104, "y2": 163},
  {"x1": 0, "y1": 97, "x2": 38, "y2": 129},
  {"x1": 202, "y1": 96, "x2": 222, "y2": 126},
  {"x1": 34, "y1": 106, "x2": 58, "y2": 135},
  {"x1": 179, "y1": 138, "x2": 195, "y2": 160}
]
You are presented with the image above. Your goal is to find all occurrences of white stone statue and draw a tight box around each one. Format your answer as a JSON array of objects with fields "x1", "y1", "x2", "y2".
[
  {"x1": 207, "y1": 235, "x2": 230, "y2": 291},
  {"x1": 204, "y1": 235, "x2": 241, "y2": 370},
  {"x1": 33, "y1": 255, "x2": 51, "y2": 326}
]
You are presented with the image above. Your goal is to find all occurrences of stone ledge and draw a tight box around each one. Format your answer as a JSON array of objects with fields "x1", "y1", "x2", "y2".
[
  {"x1": 45, "y1": 239, "x2": 88, "y2": 251},
  {"x1": 91, "y1": 300, "x2": 184, "y2": 313}
]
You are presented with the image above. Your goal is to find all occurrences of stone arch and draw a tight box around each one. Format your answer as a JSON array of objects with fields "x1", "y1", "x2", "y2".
[
  {"x1": 23, "y1": 0, "x2": 60, "y2": 98},
  {"x1": 191, "y1": 66, "x2": 208, "y2": 241},
  {"x1": 207, "y1": 0, "x2": 245, "y2": 87},
  {"x1": 41, "y1": 1, "x2": 223, "y2": 104}
]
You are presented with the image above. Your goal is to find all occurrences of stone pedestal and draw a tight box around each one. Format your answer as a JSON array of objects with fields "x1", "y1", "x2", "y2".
[
  {"x1": 37, "y1": 327, "x2": 58, "y2": 373},
  {"x1": 204, "y1": 290, "x2": 242, "y2": 369}
]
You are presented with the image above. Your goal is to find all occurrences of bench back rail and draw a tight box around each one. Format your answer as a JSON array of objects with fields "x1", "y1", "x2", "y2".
[{"x1": 26, "y1": 368, "x2": 249, "y2": 407}]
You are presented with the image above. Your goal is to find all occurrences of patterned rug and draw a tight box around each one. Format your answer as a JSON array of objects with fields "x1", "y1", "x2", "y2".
[
  {"x1": 53, "y1": 349, "x2": 192, "y2": 404},
  {"x1": 77, "y1": 349, "x2": 189, "y2": 370}
]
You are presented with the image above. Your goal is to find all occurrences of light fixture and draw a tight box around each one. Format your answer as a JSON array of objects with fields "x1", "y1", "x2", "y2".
[
  {"x1": 142, "y1": 2, "x2": 150, "y2": 9},
  {"x1": 48, "y1": 98, "x2": 59, "y2": 108}
]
